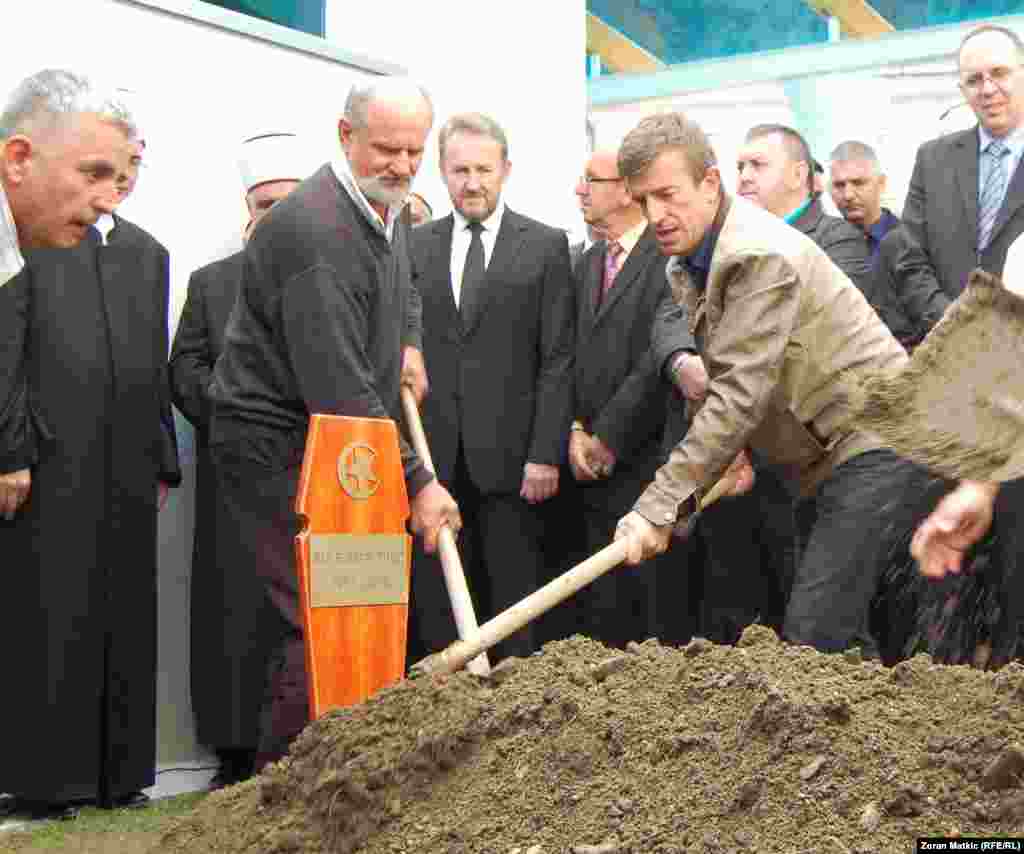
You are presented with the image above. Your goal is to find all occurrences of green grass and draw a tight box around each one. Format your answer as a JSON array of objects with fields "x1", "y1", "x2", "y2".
[{"x1": 0, "y1": 792, "x2": 207, "y2": 853}]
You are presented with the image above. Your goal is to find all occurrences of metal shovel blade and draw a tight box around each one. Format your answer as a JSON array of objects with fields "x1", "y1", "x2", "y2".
[{"x1": 853, "y1": 270, "x2": 1024, "y2": 483}]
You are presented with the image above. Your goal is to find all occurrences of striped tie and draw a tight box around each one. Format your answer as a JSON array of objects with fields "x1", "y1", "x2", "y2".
[
  {"x1": 602, "y1": 241, "x2": 624, "y2": 298},
  {"x1": 978, "y1": 139, "x2": 1010, "y2": 254}
]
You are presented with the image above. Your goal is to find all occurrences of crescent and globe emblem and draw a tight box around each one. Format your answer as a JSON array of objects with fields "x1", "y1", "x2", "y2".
[{"x1": 337, "y1": 442, "x2": 380, "y2": 500}]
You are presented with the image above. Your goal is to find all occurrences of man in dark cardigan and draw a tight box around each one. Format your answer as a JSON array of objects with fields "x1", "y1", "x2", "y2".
[
  {"x1": 169, "y1": 133, "x2": 307, "y2": 789},
  {"x1": 207, "y1": 78, "x2": 459, "y2": 766},
  {"x1": 0, "y1": 71, "x2": 179, "y2": 817}
]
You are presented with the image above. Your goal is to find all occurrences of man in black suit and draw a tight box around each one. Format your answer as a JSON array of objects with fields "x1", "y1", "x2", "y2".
[
  {"x1": 0, "y1": 75, "x2": 179, "y2": 815},
  {"x1": 409, "y1": 112, "x2": 575, "y2": 662},
  {"x1": 570, "y1": 149, "x2": 686, "y2": 647},
  {"x1": 829, "y1": 140, "x2": 950, "y2": 350},
  {"x1": 737, "y1": 124, "x2": 875, "y2": 301},
  {"x1": 904, "y1": 24, "x2": 1024, "y2": 297},
  {"x1": 169, "y1": 132, "x2": 307, "y2": 790}
]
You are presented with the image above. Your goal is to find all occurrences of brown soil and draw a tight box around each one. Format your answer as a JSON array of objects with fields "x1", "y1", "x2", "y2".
[{"x1": 157, "y1": 630, "x2": 1024, "y2": 854}]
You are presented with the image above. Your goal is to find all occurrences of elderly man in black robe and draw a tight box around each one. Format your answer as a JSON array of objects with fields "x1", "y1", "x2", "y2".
[
  {"x1": 0, "y1": 70, "x2": 179, "y2": 818},
  {"x1": 208, "y1": 77, "x2": 458, "y2": 767}
]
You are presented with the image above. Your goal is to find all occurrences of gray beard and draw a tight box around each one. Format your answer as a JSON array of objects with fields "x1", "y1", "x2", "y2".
[{"x1": 356, "y1": 174, "x2": 410, "y2": 209}]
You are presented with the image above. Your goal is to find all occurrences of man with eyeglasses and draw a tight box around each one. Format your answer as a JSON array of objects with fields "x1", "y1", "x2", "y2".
[
  {"x1": 566, "y1": 150, "x2": 687, "y2": 647},
  {"x1": 829, "y1": 140, "x2": 950, "y2": 351},
  {"x1": 904, "y1": 24, "x2": 1024, "y2": 298}
]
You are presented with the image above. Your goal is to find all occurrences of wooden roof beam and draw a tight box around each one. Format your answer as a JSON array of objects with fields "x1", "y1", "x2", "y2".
[
  {"x1": 805, "y1": 0, "x2": 895, "y2": 38},
  {"x1": 586, "y1": 12, "x2": 666, "y2": 74}
]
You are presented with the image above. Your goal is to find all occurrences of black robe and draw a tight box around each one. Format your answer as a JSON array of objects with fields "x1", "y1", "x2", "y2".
[
  {"x1": 169, "y1": 251, "x2": 279, "y2": 752},
  {"x1": 0, "y1": 217, "x2": 180, "y2": 804}
]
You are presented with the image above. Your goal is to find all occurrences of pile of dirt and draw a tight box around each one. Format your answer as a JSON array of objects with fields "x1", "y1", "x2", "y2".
[{"x1": 158, "y1": 630, "x2": 1024, "y2": 853}]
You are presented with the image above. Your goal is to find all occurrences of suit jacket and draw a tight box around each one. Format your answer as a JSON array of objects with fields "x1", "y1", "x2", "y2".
[
  {"x1": 791, "y1": 195, "x2": 875, "y2": 303},
  {"x1": 574, "y1": 227, "x2": 669, "y2": 467},
  {"x1": 904, "y1": 126, "x2": 1024, "y2": 298},
  {"x1": 169, "y1": 251, "x2": 243, "y2": 430},
  {"x1": 411, "y1": 208, "x2": 575, "y2": 494},
  {"x1": 874, "y1": 223, "x2": 951, "y2": 349},
  {"x1": 633, "y1": 196, "x2": 907, "y2": 526}
]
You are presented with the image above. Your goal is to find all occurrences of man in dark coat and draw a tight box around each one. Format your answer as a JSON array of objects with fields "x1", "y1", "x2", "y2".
[
  {"x1": 408, "y1": 113, "x2": 575, "y2": 663},
  {"x1": 169, "y1": 133, "x2": 306, "y2": 789},
  {"x1": 568, "y1": 149, "x2": 688, "y2": 647},
  {"x1": 736, "y1": 124, "x2": 875, "y2": 301},
  {"x1": 207, "y1": 78, "x2": 458, "y2": 767},
  {"x1": 828, "y1": 139, "x2": 951, "y2": 350},
  {"x1": 904, "y1": 26, "x2": 1024, "y2": 297},
  {"x1": 0, "y1": 72, "x2": 179, "y2": 814}
]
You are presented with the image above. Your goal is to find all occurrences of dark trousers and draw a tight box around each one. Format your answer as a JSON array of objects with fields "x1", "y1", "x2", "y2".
[
  {"x1": 211, "y1": 439, "x2": 307, "y2": 768},
  {"x1": 696, "y1": 465, "x2": 795, "y2": 644},
  {"x1": 409, "y1": 442, "x2": 546, "y2": 663},
  {"x1": 784, "y1": 449, "x2": 923, "y2": 657},
  {"x1": 577, "y1": 465, "x2": 695, "y2": 648}
]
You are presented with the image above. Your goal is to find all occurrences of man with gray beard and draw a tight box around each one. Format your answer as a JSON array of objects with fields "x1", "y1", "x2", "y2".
[{"x1": 207, "y1": 78, "x2": 460, "y2": 766}]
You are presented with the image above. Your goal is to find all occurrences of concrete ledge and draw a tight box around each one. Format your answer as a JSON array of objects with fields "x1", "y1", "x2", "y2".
[{"x1": 118, "y1": 0, "x2": 405, "y2": 74}]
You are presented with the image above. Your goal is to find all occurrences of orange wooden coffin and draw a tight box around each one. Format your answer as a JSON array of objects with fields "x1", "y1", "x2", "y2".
[{"x1": 294, "y1": 414, "x2": 411, "y2": 720}]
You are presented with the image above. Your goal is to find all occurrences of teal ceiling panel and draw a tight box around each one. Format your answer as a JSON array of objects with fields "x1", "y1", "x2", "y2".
[{"x1": 588, "y1": 0, "x2": 1024, "y2": 66}]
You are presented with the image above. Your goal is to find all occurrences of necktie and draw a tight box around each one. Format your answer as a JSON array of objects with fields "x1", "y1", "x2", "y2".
[
  {"x1": 978, "y1": 139, "x2": 1010, "y2": 254},
  {"x1": 600, "y1": 241, "x2": 624, "y2": 305},
  {"x1": 460, "y1": 221, "x2": 485, "y2": 325},
  {"x1": 84, "y1": 225, "x2": 103, "y2": 248}
]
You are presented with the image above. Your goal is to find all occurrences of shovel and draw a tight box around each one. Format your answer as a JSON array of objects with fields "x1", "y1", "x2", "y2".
[
  {"x1": 853, "y1": 270, "x2": 1024, "y2": 483},
  {"x1": 401, "y1": 387, "x2": 491, "y2": 677},
  {"x1": 852, "y1": 271, "x2": 1024, "y2": 667},
  {"x1": 411, "y1": 470, "x2": 740, "y2": 678}
]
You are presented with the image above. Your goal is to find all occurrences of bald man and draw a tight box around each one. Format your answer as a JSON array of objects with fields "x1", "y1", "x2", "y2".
[{"x1": 207, "y1": 79, "x2": 459, "y2": 764}]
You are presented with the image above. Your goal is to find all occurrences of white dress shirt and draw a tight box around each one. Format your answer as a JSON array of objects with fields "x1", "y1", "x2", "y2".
[
  {"x1": 0, "y1": 184, "x2": 24, "y2": 288},
  {"x1": 95, "y1": 213, "x2": 116, "y2": 245},
  {"x1": 450, "y1": 203, "x2": 505, "y2": 308}
]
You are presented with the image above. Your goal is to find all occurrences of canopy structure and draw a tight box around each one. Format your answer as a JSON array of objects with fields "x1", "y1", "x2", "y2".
[{"x1": 586, "y1": 0, "x2": 1023, "y2": 75}]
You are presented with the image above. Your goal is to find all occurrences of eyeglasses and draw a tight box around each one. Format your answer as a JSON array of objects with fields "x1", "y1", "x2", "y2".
[
  {"x1": 960, "y1": 65, "x2": 1022, "y2": 96},
  {"x1": 579, "y1": 175, "x2": 622, "y2": 186}
]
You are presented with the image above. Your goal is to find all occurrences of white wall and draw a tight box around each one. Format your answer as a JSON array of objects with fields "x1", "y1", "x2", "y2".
[{"x1": 326, "y1": 0, "x2": 589, "y2": 236}]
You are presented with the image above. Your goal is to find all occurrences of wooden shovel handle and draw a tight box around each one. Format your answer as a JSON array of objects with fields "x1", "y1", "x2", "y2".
[
  {"x1": 413, "y1": 466, "x2": 741, "y2": 678},
  {"x1": 413, "y1": 539, "x2": 631, "y2": 677},
  {"x1": 400, "y1": 387, "x2": 490, "y2": 676}
]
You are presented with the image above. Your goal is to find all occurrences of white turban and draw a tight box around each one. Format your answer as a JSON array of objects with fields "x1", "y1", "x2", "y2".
[{"x1": 237, "y1": 133, "x2": 309, "y2": 193}]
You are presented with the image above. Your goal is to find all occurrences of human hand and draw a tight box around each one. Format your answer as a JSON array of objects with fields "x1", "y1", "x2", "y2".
[
  {"x1": 720, "y1": 449, "x2": 756, "y2": 497},
  {"x1": 521, "y1": 462, "x2": 559, "y2": 504},
  {"x1": 401, "y1": 346, "x2": 429, "y2": 405},
  {"x1": 911, "y1": 480, "x2": 999, "y2": 578},
  {"x1": 614, "y1": 510, "x2": 672, "y2": 565},
  {"x1": 568, "y1": 431, "x2": 600, "y2": 482},
  {"x1": 0, "y1": 468, "x2": 30, "y2": 520},
  {"x1": 588, "y1": 434, "x2": 617, "y2": 478},
  {"x1": 410, "y1": 479, "x2": 462, "y2": 554},
  {"x1": 671, "y1": 352, "x2": 709, "y2": 403}
]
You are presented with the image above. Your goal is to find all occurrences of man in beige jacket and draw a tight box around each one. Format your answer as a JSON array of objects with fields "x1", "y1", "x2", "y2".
[{"x1": 614, "y1": 112, "x2": 911, "y2": 656}]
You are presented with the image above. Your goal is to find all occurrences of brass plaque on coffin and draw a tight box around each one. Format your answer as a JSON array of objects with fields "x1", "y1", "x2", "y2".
[{"x1": 309, "y1": 534, "x2": 408, "y2": 608}]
